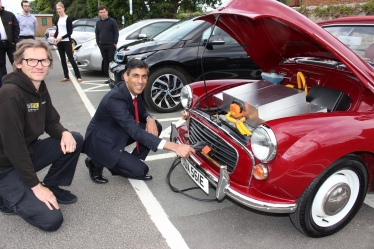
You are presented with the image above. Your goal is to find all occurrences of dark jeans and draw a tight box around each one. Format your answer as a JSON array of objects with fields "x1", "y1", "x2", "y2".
[
  {"x1": 0, "y1": 131, "x2": 83, "y2": 231},
  {"x1": 57, "y1": 41, "x2": 81, "y2": 79},
  {"x1": 96, "y1": 122, "x2": 162, "y2": 179},
  {"x1": 0, "y1": 40, "x2": 15, "y2": 80},
  {"x1": 98, "y1": 44, "x2": 116, "y2": 76}
]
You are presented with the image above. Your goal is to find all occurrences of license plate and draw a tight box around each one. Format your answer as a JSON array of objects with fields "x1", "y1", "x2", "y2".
[
  {"x1": 109, "y1": 71, "x2": 115, "y2": 81},
  {"x1": 182, "y1": 158, "x2": 209, "y2": 194}
]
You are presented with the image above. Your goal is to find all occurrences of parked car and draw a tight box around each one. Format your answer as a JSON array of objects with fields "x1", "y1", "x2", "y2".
[
  {"x1": 48, "y1": 25, "x2": 95, "y2": 45},
  {"x1": 171, "y1": 0, "x2": 374, "y2": 238},
  {"x1": 72, "y1": 18, "x2": 99, "y2": 27},
  {"x1": 109, "y1": 16, "x2": 262, "y2": 113},
  {"x1": 44, "y1": 26, "x2": 56, "y2": 40},
  {"x1": 74, "y1": 19, "x2": 178, "y2": 72}
]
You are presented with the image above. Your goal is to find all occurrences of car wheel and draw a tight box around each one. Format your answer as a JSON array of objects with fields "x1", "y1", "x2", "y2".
[
  {"x1": 71, "y1": 39, "x2": 77, "y2": 46},
  {"x1": 289, "y1": 155, "x2": 368, "y2": 237},
  {"x1": 144, "y1": 67, "x2": 190, "y2": 113}
]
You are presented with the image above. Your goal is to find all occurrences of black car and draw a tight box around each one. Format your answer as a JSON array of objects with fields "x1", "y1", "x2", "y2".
[{"x1": 109, "y1": 17, "x2": 261, "y2": 113}]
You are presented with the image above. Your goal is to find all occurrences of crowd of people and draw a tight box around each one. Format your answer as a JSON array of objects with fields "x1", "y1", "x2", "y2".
[{"x1": 0, "y1": 2, "x2": 196, "y2": 232}]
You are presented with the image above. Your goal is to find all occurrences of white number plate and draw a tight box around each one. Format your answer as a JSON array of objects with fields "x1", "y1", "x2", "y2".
[
  {"x1": 182, "y1": 159, "x2": 209, "y2": 194},
  {"x1": 109, "y1": 71, "x2": 115, "y2": 81}
]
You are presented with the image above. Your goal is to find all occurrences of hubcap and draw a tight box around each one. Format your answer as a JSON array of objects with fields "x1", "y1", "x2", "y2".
[
  {"x1": 311, "y1": 169, "x2": 359, "y2": 227},
  {"x1": 323, "y1": 183, "x2": 350, "y2": 216},
  {"x1": 151, "y1": 73, "x2": 184, "y2": 110}
]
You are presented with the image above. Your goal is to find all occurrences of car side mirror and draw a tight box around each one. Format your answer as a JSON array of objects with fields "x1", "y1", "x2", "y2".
[
  {"x1": 203, "y1": 36, "x2": 226, "y2": 46},
  {"x1": 138, "y1": 33, "x2": 147, "y2": 40}
]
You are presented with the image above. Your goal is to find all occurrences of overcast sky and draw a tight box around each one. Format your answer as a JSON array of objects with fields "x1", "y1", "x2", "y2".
[{"x1": 3, "y1": 0, "x2": 23, "y2": 15}]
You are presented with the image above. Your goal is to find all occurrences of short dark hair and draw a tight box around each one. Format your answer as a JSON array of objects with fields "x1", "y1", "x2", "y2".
[
  {"x1": 125, "y1": 59, "x2": 149, "y2": 76},
  {"x1": 21, "y1": 1, "x2": 29, "y2": 7},
  {"x1": 98, "y1": 5, "x2": 107, "y2": 11}
]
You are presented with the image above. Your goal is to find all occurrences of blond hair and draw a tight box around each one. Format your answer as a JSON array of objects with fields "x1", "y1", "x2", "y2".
[{"x1": 56, "y1": 1, "x2": 64, "y2": 9}]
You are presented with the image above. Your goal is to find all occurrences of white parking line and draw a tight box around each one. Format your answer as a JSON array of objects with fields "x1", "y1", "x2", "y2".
[{"x1": 62, "y1": 56, "x2": 189, "y2": 248}]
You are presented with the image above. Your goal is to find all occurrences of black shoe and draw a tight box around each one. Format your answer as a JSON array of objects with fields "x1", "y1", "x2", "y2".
[
  {"x1": 44, "y1": 185, "x2": 77, "y2": 204},
  {"x1": 0, "y1": 206, "x2": 16, "y2": 215},
  {"x1": 134, "y1": 174, "x2": 153, "y2": 181},
  {"x1": 85, "y1": 157, "x2": 108, "y2": 184},
  {"x1": 104, "y1": 79, "x2": 110, "y2": 84}
]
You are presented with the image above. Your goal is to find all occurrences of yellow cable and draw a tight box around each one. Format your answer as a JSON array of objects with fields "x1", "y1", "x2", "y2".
[
  {"x1": 297, "y1": 71, "x2": 308, "y2": 95},
  {"x1": 226, "y1": 112, "x2": 252, "y2": 136}
]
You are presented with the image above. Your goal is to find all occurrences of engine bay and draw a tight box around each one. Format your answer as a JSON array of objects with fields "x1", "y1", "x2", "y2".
[{"x1": 204, "y1": 75, "x2": 351, "y2": 138}]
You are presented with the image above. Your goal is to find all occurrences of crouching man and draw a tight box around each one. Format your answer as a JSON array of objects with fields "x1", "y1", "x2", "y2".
[{"x1": 0, "y1": 40, "x2": 83, "y2": 231}]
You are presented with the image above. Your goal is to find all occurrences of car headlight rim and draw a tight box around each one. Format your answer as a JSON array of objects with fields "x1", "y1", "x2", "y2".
[
  {"x1": 251, "y1": 125, "x2": 277, "y2": 163},
  {"x1": 180, "y1": 85, "x2": 192, "y2": 109}
]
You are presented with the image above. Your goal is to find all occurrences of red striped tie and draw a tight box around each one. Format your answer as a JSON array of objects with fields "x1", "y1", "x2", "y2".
[{"x1": 133, "y1": 96, "x2": 140, "y2": 153}]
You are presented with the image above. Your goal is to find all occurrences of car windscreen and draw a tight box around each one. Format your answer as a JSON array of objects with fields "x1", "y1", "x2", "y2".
[
  {"x1": 152, "y1": 19, "x2": 204, "y2": 41},
  {"x1": 323, "y1": 25, "x2": 374, "y2": 64}
]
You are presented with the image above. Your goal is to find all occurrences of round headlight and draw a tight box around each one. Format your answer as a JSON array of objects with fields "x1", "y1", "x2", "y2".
[
  {"x1": 180, "y1": 85, "x2": 192, "y2": 109},
  {"x1": 251, "y1": 125, "x2": 277, "y2": 163}
]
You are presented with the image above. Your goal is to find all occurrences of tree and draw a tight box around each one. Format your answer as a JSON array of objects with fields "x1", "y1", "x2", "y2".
[
  {"x1": 30, "y1": 0, "x2": 39, "y2": 14},
  {"x1": 66, "y1": 0, "x2": 90, "y2": 20}
]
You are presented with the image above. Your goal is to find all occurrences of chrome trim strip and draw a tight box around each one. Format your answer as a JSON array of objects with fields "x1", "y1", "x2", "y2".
[
  {"x1": 191, "y1": 110, "x2": 256, "y2": 185},
  {"x1": 180, "y1": 154, "x2": 297, "y2": 214}
]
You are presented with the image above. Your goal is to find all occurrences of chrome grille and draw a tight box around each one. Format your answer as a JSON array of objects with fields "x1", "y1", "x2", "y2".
[{"x1": 189, "y1": 118, "x2": 237, "y2": 173}]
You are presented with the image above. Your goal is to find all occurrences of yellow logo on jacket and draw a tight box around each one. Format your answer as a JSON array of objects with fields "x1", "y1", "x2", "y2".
[{"x1": 27, "y1": 103, "x2": 39, "y2": 112}]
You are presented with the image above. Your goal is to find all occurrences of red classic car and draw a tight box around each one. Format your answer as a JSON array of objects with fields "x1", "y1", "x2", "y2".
[{"x1": 170, "y1": 0, "x2": 374, "y2": 238}]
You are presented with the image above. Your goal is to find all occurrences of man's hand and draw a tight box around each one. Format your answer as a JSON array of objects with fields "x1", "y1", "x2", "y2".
[
  {"x1": 164, "y1": 141, "x2": 195, "y2": 158},
  {"x1": 60, "y1": 131, "x2": 76, "y2": 154},
  {"x1": 145, "y1": 117, "x2": 158, "y2": 137},
  {"x1": 31, "y1": 183, "x2": 59, "y2": 210}
]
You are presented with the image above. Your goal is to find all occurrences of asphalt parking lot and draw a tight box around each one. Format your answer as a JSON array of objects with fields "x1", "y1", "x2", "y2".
[{"x1": 1, "y1": 38, "x2": 374, "y2": 249}]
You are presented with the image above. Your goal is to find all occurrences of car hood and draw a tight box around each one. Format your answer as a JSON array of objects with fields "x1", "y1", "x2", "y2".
[
  {"x1": 197, "y1": 0, "x2": 374, "y2": 93},
  {"x1": 117, "y1": 40, "x2": 179, "y2": 55}
]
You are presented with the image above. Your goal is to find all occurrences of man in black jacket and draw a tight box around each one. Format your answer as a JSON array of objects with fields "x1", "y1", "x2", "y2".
[
  {"x1": 95, "y1": 5, "x2": 118, "y2": 84},
  {"x1": 0, "y1": 0, "x2": 19, "y2": 83},
  {"x1": 0, "y1": 40, "x2": 83, "y2": 231}
]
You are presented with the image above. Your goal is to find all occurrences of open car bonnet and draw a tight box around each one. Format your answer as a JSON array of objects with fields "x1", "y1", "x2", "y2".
[{"x1": 197, "y1": 0, "x2": 374, "y2": 93}]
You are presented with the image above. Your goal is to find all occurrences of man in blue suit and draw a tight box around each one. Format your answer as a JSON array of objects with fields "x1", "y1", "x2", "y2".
[{"x1": 82, "y1": 59, "x2": 194, "y2": 183}]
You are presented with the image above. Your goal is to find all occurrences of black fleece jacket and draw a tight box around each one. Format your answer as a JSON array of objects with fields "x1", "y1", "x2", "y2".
[
  {"x1": 95, "y1": 16, "x2": 119, "y2": 45},
  {"x1": 0, "y1": 71, "x2": 67, "y2": 188},
  {"x1": 0, "y1": 7, "x2": 19, "y2": 44}
]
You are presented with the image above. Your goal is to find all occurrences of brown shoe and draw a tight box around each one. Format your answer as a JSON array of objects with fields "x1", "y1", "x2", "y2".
[
  {"x1": 60, "y1": 78, "x2": 70, "y2": 82},
  {"x1": 77, "y1": 78, "x2": 82, "y2": 83}
]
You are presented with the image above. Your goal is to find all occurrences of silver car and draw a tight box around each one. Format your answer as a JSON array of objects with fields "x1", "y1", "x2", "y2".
[
  {"x1": 74, "y1": 18, "x2": 178, "y2": 72},
  {"x1": 48, "y1": 25, "x2": 96, "y2": 45}
]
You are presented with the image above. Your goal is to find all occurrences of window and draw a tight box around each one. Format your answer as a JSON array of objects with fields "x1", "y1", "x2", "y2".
[
  {"x1": 73, "y1": 26, "x2": 85, "y2": 32},
  {"x1": 42, "y1": 18, "x2": 47, "y2": 26},
  {"x1": 202, "y1": 26, "x2": 237, "y2": 45}
]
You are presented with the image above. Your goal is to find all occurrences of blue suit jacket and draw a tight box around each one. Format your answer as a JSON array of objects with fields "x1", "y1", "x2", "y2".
[{"x1": 82, "y1": 82, "x2": 161, "y2": 168}]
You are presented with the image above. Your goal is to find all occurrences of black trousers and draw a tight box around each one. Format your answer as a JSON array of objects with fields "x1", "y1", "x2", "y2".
[
  {"x1": 0, "y1": 40, "x2": 15, "y2": 82},
  {"x1": 95, "y1": 122, "x2": 162, "y2": 179},
  {"x1": 0, "y1": 131, "x2": 83, "y2": 231},
  {"x1": 57, "y1": 41, "x2": 81, "y2": 79},
  {"x1": 98, "y1": 44, "x2": 116, "y2": 76},
  {"x1": 19, "y1": 36, "x2": 35, "y2": 41}
]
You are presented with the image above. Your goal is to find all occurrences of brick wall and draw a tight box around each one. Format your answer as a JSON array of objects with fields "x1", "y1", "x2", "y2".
[
  {"x1": 290, "y1": 0, "x2": 368, "y2": 6},
  {"x1": 34, "y1": 15, "x2": 53, "y2": 37}
]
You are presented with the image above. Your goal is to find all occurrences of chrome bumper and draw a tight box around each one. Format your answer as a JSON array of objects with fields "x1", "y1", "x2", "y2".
[{"x1": 171, "y1": 122, "x2": 297, "y2": 214}]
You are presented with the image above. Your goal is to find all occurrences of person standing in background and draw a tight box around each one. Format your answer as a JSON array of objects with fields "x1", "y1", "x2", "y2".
[
  {"x1": 95, "y1": 5, "x2": 118, "y2": 84},
  {"x1": 53, "y1": 2, "x2": 82, "y2": 83},
  {"x1": 17, "y1": 1, "x2": 37, "y2": 41},
  {"x1": 0, "y1": 0, "x2": 19, "y2": 86}
]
